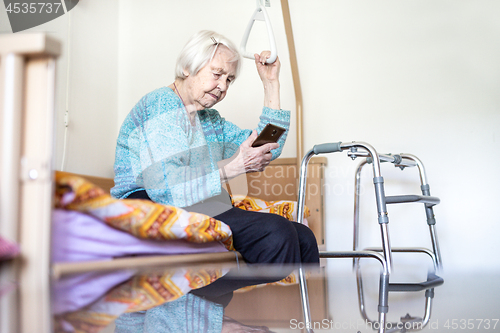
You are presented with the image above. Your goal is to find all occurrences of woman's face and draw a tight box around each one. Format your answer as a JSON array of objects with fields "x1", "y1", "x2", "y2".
[{"x1": 183, "y1": 46, "x2": 237, "y2": 111}]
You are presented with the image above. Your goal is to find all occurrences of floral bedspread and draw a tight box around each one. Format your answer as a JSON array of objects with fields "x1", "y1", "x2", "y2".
[{"x1": 55, "y1": 172, "x2": 234, "y2": 250}]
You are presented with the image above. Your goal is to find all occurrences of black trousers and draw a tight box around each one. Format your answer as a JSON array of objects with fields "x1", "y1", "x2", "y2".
[{"x1": 127, "y1": 190, "x2": 320, "y2": 306}]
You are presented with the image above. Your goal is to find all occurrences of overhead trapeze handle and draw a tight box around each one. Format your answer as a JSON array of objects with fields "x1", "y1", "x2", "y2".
[{"x1": 240, "y1": 1, "x2": 277, "y2": 64}]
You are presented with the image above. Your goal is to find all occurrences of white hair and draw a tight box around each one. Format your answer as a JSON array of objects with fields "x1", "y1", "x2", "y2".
[{"x1": 175, "y1": 30, "x2": 241, "y2": 81}]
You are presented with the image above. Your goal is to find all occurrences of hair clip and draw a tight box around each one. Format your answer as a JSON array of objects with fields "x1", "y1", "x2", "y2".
[{"x1": 211, "y1": 36, "x2": 218, "y2": 45}]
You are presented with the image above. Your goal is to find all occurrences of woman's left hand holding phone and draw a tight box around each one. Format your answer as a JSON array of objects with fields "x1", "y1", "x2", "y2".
[{"x1": 219, "y1": 130, "x2": 279, "y2": 181}]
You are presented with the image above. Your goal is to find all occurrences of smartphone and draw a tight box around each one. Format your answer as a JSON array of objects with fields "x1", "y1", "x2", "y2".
[{"x1": 251, "y1": 123, "x2": 287, "y2": 148}]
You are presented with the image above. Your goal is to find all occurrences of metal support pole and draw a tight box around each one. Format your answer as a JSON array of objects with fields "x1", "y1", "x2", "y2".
[
  {"x1": 296, "y1": 149, "x2": 316, "y2": 332},
  {"x1": 341, "y1": 142, "x2": 393, "y2": 274},
  {"x1": 297, "y1": 150, "x2": 315, "y2": 225},
  {"x1": 298, "y1": 266, "x2": 314, "y2": 333},
  {"x1": 400, "y1": 154, "x2": 443, "y2": 270}
]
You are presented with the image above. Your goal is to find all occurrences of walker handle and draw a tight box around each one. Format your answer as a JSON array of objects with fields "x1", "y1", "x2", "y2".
[
  {"x1": 313, "y1": 142, "x2": 343, "y2": 155},
  {"x1": 240, "y1": 1, "x2": 278, "y2": 64}
]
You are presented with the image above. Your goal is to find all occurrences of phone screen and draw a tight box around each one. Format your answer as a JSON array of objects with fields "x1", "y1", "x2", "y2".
[{"x1": 251, "y1": 123, "x2": 286, "y2": 148}]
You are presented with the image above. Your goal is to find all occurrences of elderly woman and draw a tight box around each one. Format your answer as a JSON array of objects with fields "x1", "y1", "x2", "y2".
[{"x1": 111, "y1": 30, "x2": 319, "y2": 306}]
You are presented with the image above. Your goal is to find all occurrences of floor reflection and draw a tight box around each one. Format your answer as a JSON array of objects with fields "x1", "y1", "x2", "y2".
[
  {"x1": 52, "y1": 266, "x2": 227, "y2": 332},
  {"x1": 51, "y1": 264, "x2": 316, "y2": 333},
  {"x1": 50, "y1": 261, "x2": 500, "y2": 333}
]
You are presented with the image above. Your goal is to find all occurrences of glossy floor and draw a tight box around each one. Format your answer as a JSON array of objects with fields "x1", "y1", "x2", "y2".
[{"x1": 51, "y1": 258, "x2": 499, "y2": 333}]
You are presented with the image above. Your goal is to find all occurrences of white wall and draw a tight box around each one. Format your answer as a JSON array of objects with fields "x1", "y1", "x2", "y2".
[
  {"x1": 116, "y1": 0, "x2": 500, "y2": 274},
  {"x1": 2, "y1": 0, "x2": 499, "y2": 275},
  {"x1": 117, "y1": 0, "x2": 297, "y2": 158},
  {"x1": 287, "y1": 0, "x2": 500, "y2": 275},
  {"x1": 1, "y1": 0, "x2": 119, "y2": 177},
  {"x1": 60, "y1": 0, "x2": 119, "y2": 177}
]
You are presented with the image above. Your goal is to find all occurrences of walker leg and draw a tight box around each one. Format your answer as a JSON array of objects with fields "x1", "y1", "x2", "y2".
[
  {"x1": 298, "y1": 266, "x2": 314, "y2": 333},
  {"x1": 377, "y1": 273, "x2": 390, "y2": 333}
]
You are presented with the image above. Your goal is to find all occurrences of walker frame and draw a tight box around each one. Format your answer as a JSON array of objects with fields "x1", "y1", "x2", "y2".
[{"x1": 296, "y1": 141, "x2": 444, "y2": 333}]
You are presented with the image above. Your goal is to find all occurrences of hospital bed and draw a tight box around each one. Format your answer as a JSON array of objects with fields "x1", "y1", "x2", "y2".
[{"x1": 0, "y1": 32, "x2": 328, "y2": 332}]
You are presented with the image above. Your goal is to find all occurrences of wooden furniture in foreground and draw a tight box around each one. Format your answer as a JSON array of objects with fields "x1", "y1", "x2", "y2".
[{"x1": 0, "y1": 33, "x2": 60, "y2": 333}]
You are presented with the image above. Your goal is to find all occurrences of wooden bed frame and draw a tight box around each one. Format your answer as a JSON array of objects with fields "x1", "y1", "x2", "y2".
[
  {"x1": 60, "y1": 155, "x2": 327, "y2": 245},
  {"x1": 0, "y1": 33, "x2": 328, "y2": 332},
  {"x1": 53, "y1": 155, "x2": 327, "y2": 271}
]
